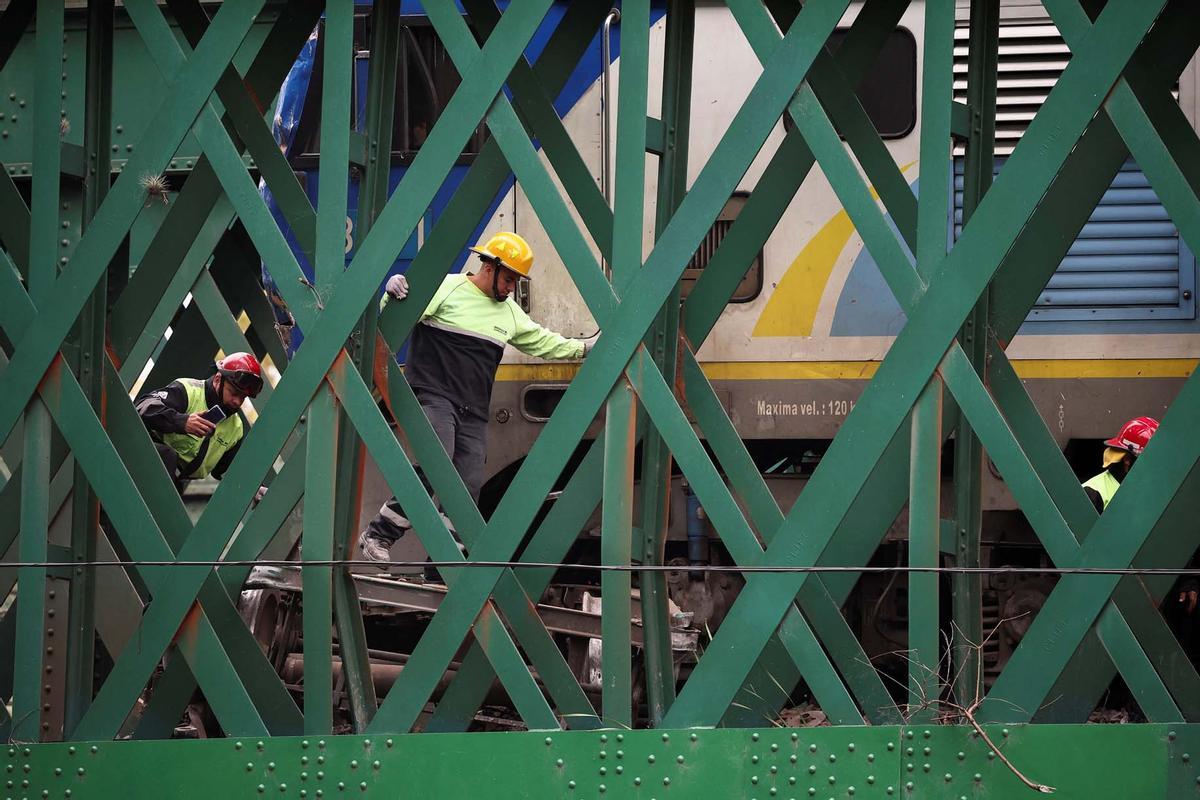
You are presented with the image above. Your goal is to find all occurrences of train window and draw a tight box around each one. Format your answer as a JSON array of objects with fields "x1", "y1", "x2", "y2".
[
  {"x1": 679, "y1": 193, "x2": 763, "y2": 303},
  {"x1": 783, "y1": 29, "x2": 917, "y2": 140},
  {"x1": 827, "y1": 28, "x2": 917, "y2": 139},
  {"x1": 288, "y1": 14, "x2": 486, "y2": 165},
  {"x1": 392, "y1": 21, "x2": 487, "y2": 158},
  {"x1": 953, "y1": 159, "x2": 1197, "y2": 322}
]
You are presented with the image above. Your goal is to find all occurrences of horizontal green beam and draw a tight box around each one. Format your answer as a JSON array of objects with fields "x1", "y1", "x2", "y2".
[{"x1": 8, "y1": 724, "x2": 1200, "y2": 797}]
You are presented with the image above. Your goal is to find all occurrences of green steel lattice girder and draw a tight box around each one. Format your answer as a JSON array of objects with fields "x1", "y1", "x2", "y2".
[
  {"x1": 8, "y1": 724, "x2": 1200, "y2": 798},
  {"x1": 2, "y1": 0, "x2": 1200, "y2": 758}
]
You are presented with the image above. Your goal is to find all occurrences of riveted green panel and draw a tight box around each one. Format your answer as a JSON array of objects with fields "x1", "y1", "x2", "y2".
[{"x1": 4, "y1": 725, "x2": 1197, "y2": 798}]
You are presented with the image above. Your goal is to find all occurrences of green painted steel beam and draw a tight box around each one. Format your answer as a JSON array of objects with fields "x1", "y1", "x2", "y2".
[
  {"x1": 374, "y1": 0, "x2": 854, "y2": 735},
  {"x1": 64, "y1": 0, "x2": 115, "y2": 734},
  {"x1": 303, "y1": 385, "x2": 337, "y2": 735},
  {"x1": 10, "y1": 725, "x2": 1200, "y2": 797},
  {"x1": 600, "y1": 380, "x2": 636, "y2": 729},
  {"x1": 327, "y1": 0, "x2": 402, "y2": 734},
  {"x1": 0, "y1": 0, "x2": 271, "y2": 445},
  {"x1": 666, "y1": 0, "x2": 1169, "y2": 727},
  {"x1": 167, "y1": 0, "x2": 319, "y2": 270},
  {"x1": 61, "y1": 0, "x2": 555, "y2": 741},
  {"x1": 638, "y1": 0, "x2": 692, "y2": 726},
  {"x1": 951, "y1": 0, "x2": 998, "y2": 714},
  {"x1": 328, "y1": 359, "x2": 563, "y2": 731},
  {"x1": 0, "y1": 268, "x2": 301, "y2": 736},
  {"x1": 905, "y1": 0, "x2": 954, "y2": 721}
]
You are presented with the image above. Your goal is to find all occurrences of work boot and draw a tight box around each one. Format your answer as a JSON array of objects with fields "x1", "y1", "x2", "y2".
[{"x1": 359, "y1": 531, "x2": 392, "y2": 562}]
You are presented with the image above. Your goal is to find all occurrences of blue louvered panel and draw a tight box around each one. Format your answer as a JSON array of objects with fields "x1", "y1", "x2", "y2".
[{"x1": 952, "y1": 159, "x2": 1196, "y2": 321}]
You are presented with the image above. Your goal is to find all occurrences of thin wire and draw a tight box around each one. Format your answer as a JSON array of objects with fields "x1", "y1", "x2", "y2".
[{"x1": 8, "y1": 559, "x2": 1200, "y2": 576}]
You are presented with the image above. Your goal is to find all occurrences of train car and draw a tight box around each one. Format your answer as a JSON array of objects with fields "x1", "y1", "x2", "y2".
[{"x1": 252, "y1": 0, "x2": 1200, "y2": 695}]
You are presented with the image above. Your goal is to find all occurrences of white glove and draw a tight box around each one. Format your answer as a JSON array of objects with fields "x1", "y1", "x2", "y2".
[{"x1": 385, "y1": 274, "x2": 409, "y2": 300}]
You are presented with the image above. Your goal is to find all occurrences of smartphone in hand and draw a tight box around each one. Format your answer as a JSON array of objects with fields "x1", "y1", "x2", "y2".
[{"x1": 200, "y1": 405, "x2": 227, "y2": 425}]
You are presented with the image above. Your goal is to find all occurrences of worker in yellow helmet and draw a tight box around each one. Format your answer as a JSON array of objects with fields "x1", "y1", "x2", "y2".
[{"x1": 360, "y1": 232, "x2": 589, "y2": 571}]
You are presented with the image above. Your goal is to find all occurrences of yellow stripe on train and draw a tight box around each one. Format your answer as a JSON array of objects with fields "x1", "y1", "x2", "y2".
[{"x1": 495, "y1": 359, "x2": 1198, "y2": 382}]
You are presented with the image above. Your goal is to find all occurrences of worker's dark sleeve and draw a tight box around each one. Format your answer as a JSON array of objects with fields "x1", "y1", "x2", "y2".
[
  {"x1": 1083, "y1": 486, "x2": 1104, "y2": 515},
  {"x1": 134, "y1": 381, "x2": 191, "y2": 435},
  {"x1": 210, "y1": 440, "x2": 241, "y2": 481}
]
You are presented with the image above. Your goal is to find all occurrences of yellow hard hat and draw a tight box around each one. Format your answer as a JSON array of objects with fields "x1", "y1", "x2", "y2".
[{"x1": 469, "y1": 231, "x2": 534, "y2": 278}]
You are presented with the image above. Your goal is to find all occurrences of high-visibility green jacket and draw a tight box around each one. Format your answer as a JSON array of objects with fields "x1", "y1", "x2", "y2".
[
  {"x1": 157, "y1": 378, "x2": 244, "y2": 479},
  {"x1": 1082, "y1": 469, "x2": 1121, "y2": 512},
  {"x1": 386, "y1": 273, "x2": 585, "y2": 419}
]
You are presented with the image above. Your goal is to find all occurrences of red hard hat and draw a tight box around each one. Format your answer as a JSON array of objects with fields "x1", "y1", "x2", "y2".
[
  {"x1": 216, "y1": 352, "x2": 264, "y2": 397},
  {"x1": 1105, "y1": 416, "x2": 1159, "y2": 456}
]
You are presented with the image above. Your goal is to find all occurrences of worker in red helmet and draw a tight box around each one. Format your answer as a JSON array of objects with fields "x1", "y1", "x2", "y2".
[
  {"x1": 1081, "y1": 416, "x2": 1159, "y2": 514},
  {"x1": 135, "y1": 352, "x2": 267, "y2": 496}
]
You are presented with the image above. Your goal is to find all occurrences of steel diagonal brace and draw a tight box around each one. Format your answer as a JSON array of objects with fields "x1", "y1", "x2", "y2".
[
  {"x1": 38, "y1": 358, "x2": 268, "y2": 737},
  {"x1": 0, "y1": 0, "x2": 268, "y2": 446},
  {"x1": 326, "y1": 362, "x2": 559, "y2": 734},
  {"x1": 1046, "y1": 0, "x2": 1200, "y2": 266},
  {"x1": 107, "y1": 5, "x2": 322, "y2": 361},
  {"x1": 0, "y1": 244, "x2": 301, "y2": 736},
  {"x1": 122, "y1": 0, "x2": 319, "y2": 331},
  {"x1": 73, "y1": 0, "x2": 558, "y2": 740},
  {"x1": 663, "y1": 0, "x2": 1170, "y2": 728},
  {"x1": 978, "y1": 367, "x2": 1200, "y2": 721},
  {"x1": 367, "y1": 0, "x2": 855, "y2": 734},
  {"x1": 759, "y1": 6, "x2": 1197, "y2": 721},
  {"x1": 422, "y1": 2, "x2": 615, "y2": 310},
  {"x1": 368, "y1": 4, "x2": 609, "y2": 729},
  {"x1": 329, "y1": 357, "x2": 592, "y2": 731},
  {"x1": 627, "y1": 348, "x2": 871, "y2": 723},
  {"x1": 168, "y1": 0, "x2": 319, "y2": 264},
  {"x1": 377, "y1": 0, "x2": 615, "y2": 356},
  {"x1": 939, "y1": 348, "x2": 1185, "y2": 721},
  {"x1": 459, "y1": 0, "x2": 614, "y2": 259},
  {"x1": 775, "y1": 2, "x2": 1193, "y2": 717},
  {"x1": 984, "y1": 345, "x2": 1200, "y2": 722},
  {"x1": 736, "y1": 0, "x2": 918, "y2": 254},
  {"x1": 374, "y1": 353, "x2": 602, "y2": 728}
]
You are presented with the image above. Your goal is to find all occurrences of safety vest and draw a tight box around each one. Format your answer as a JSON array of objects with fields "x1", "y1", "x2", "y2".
[
  {"x1": 160, "y1": 378, "x2": 244, "y2": 479},
  {"x1": 1082, "y1": 470, "x2": 1121, "y2": 511}
]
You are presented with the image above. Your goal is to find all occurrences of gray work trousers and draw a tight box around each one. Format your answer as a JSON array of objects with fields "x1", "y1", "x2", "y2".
[{"x1": 363, "y1": 391, "x2": 487, "y2": 544}]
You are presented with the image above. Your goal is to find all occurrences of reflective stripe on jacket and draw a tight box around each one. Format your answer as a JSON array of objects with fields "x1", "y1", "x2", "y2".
[
  {"x1": 398, "y1": 274, "x2": 585, "y2": 418},
  {"x1": 160, "y1": 378, "x2": 244, "y2": 479}
]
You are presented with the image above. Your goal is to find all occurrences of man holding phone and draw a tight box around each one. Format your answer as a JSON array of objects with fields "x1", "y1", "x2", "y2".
[{"x1": 135, "y1": 352, "x2": 266, "y2": 496}]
